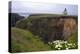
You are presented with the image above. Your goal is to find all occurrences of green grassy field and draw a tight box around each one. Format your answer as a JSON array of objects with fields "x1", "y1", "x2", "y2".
[
  {"x1": 11, "y1": 27, "x2": 51, "y2": 53},
  {"x1": 11, "y1": 27, "x2": 78, "y2": 53}
]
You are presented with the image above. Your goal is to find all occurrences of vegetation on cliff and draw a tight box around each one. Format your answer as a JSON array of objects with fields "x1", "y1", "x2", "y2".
[{"x1": 11, "y1": 27, "x2": 51, "y2": 53}]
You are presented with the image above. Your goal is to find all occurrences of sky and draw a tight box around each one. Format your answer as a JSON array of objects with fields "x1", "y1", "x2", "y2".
[{"x1": 10, "y1": 1, "x2": 78, "y2": 15}]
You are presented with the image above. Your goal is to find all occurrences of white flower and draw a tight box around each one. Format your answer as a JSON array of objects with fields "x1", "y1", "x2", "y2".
[
  {"x1": 58, "y1": 43, "x2": 62, "y2": 47},
  {"x1": 68, "y1": 43, "x2": 72, "y2": 46},
  {"x1": 52, "y1": 41, "x2": 54, "y2": 43},
  {"x1": 73, "y1": 43, "x2": 76, "y2": 46},
  {"x1": 48, "y1": 40, "x2": 77, "y2": 50},
  {"x1": 55, "y1": 45, "x2": 59, "y2": 48},
  {"x1": 59, "y1": 42, "x2": 63, "y2": 44},
  {"x1": 55, "y1": 42, "x2": 58, "y2": 45},
  {"x1": 50, "y1": 42, "x2": 52, "y2": 44},
  {"x1": 53, "y1": 40, "x2": 60, "y2": 43},
  {"x1": 65, "y1": 44, "x2": 68, "y2": 48},
  {"x1": 55, "y1": 44, "x2": 62, "y2": 48},
  {"x1": 64, "y1": 41, "x2": 68, "y2": 44},
  {"x1": 66, "y1": 48, "x2": 69, "y2": 50},
  {"x1": 72, "y1": 45, "x2": 76, "y2": 47},
  {"x1": 58, "y1": 48, "x2": 61, "y2": 50},
  {"x1": 48, "y1": 42, "x2": 51, "y2": 44}
]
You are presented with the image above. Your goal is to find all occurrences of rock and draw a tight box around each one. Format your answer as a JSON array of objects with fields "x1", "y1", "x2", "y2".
[{"x1": 16, "y1": 14, "x2": 78, "y2": 43}]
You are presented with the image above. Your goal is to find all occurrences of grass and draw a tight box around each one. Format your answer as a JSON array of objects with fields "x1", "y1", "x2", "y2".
[
  {"x1": 11, "y1": 27, "x2": 51, "y2": 53},
  {"x1": 68, "y1": 32, "x2": 78, "y2": 43},
  {"x1": 68, "y1": 32, "x2": 78, "y2": 49},
  {"x1": 11, "y1": 27, "x2": 78, "y2": 53}
]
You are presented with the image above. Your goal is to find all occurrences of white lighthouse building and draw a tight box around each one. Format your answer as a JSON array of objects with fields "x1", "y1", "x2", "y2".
[{"x1": 63, "y1": 8, "x2": 68, "y2": 15}]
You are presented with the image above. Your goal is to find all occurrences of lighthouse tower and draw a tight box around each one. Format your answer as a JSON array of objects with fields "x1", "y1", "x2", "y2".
[{"x1": 63, "y1": 8, "x2": 67, "y2": 15}]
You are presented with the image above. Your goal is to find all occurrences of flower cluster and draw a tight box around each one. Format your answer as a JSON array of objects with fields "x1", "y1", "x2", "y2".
[{"x1": 48, "y1": 40, "x2": 77, "y2": 50}]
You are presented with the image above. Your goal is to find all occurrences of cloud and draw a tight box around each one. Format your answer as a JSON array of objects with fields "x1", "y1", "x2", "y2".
[{"x1": 11, "y1": 1, "x2": 78, "y2": 15}]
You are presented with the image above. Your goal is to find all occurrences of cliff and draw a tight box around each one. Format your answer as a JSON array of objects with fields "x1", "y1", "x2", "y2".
[
  {"x1": 9, "y1": 13, "x2": 24, "y2": 26},
  {"x1": 16, "y1": 14, "x2": 78, "y2": 43}
]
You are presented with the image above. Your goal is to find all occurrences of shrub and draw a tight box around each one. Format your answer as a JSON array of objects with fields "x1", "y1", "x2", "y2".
[{"x1": 48, "y1": 40, "x2": 77, "y2": 50}]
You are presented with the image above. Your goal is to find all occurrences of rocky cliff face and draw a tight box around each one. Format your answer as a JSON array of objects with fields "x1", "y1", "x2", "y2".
[
  {"x1": 62, "y1": 18, "x2": 77, "y2": 40},
  {"x1": 9, "y1": 13, "x2": 24, "y2": 26},
  {"x1": 16, "y1": 15, "x2": 78, "y2": 43}
]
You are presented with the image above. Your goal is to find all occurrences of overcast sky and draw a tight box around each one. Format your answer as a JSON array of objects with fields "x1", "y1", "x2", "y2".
[{"x1": 11, "y1": 1, "x2": 78, "y2": 15}]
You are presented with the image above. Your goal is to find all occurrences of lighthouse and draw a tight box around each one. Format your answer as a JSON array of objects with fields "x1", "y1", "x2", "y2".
[{"x1": 63, "y1": 8, "x2": 67, "y2": 15}]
